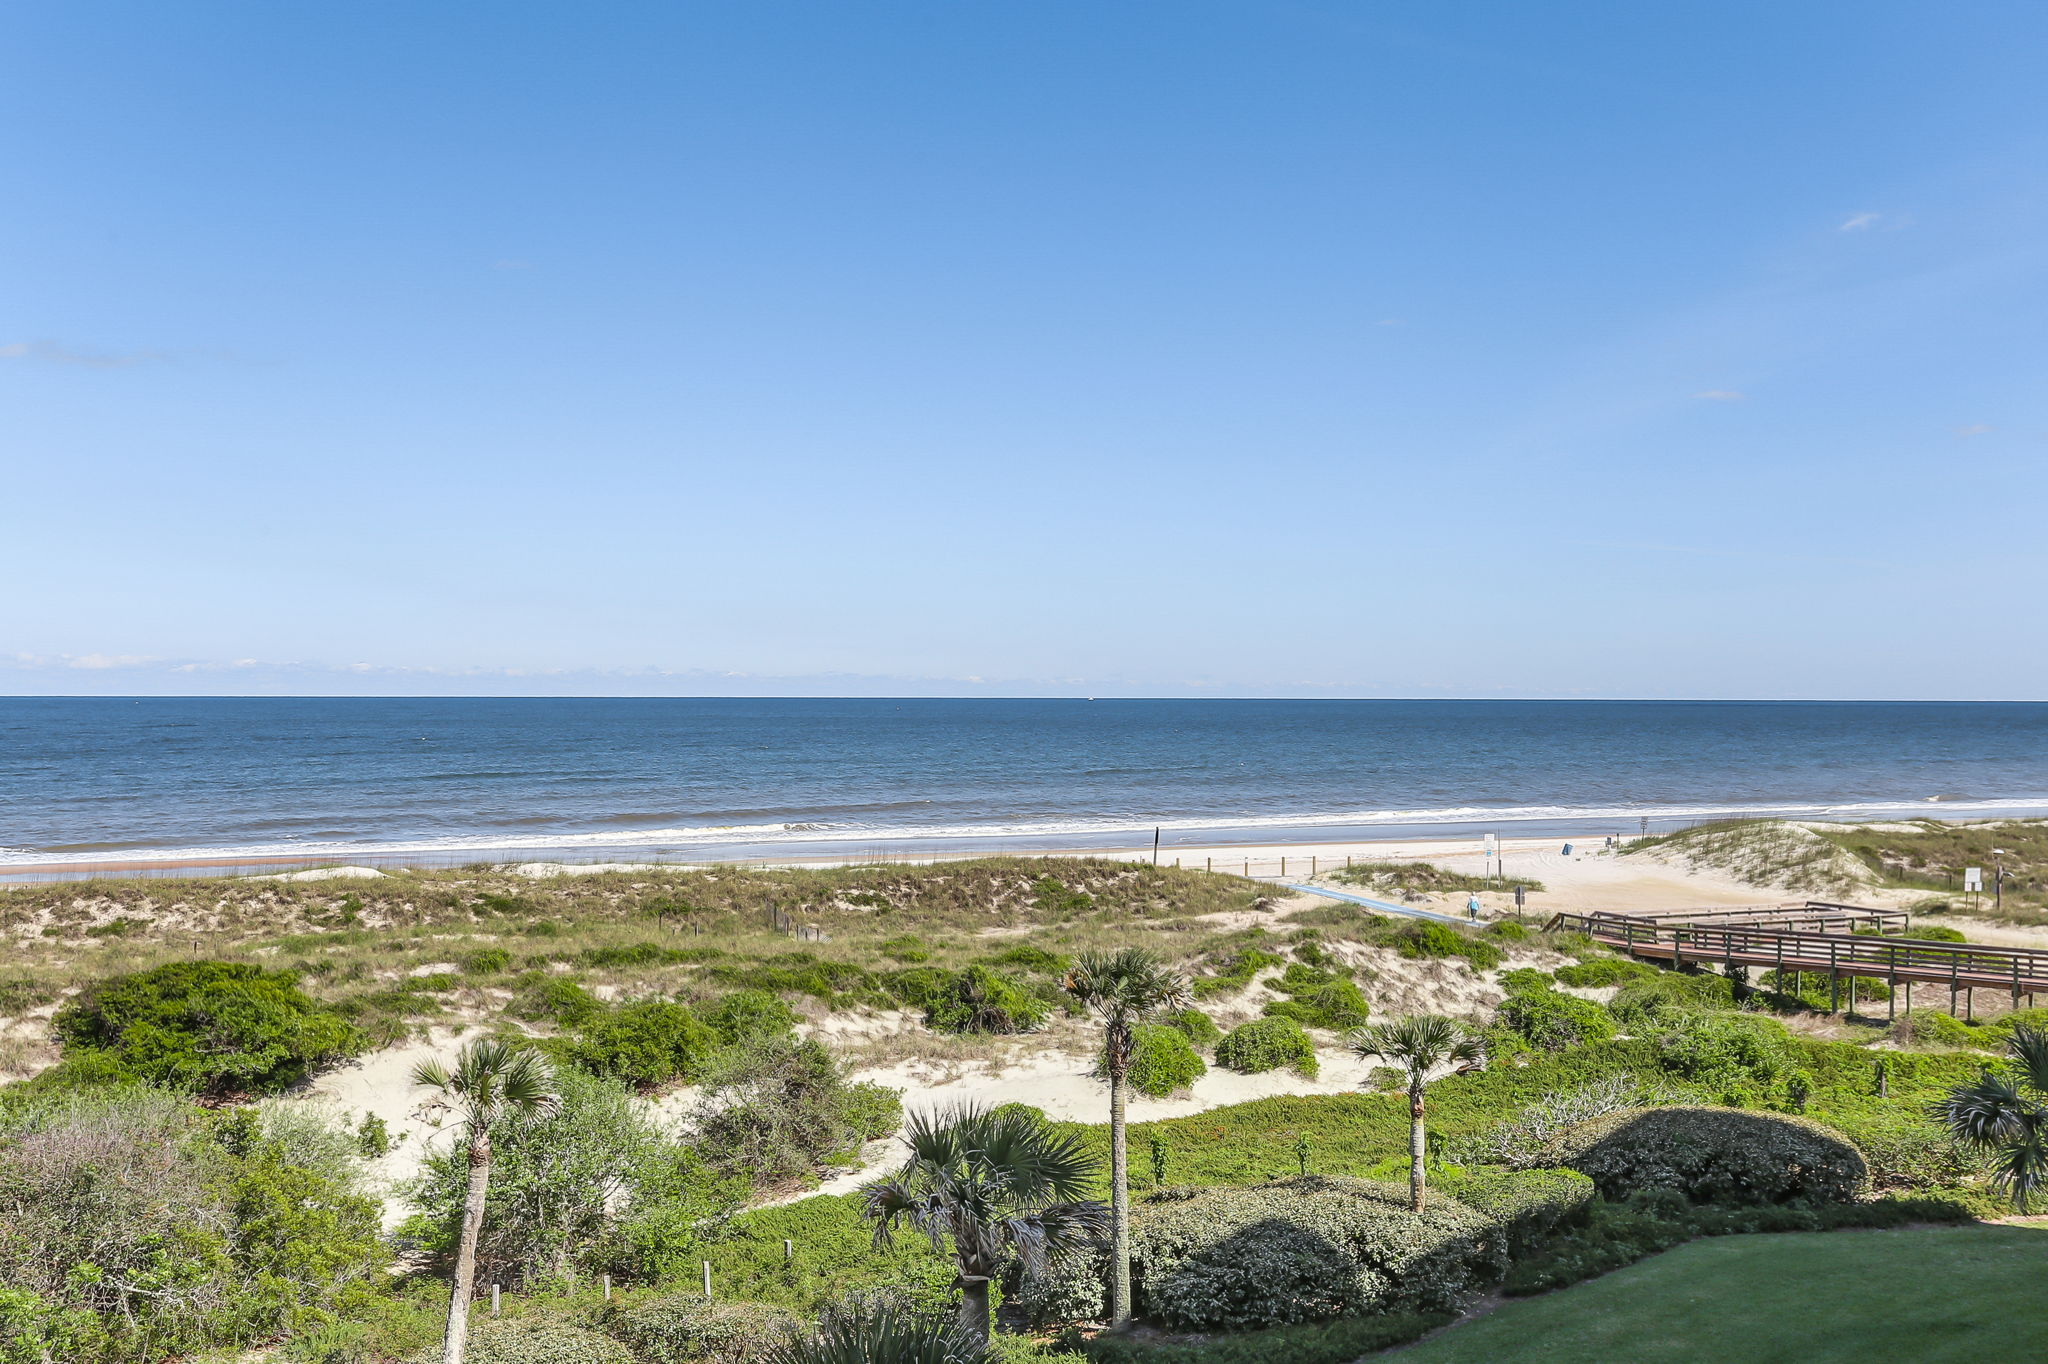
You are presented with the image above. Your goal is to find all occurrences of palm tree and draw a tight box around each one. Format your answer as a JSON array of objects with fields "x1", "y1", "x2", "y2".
[
  {"x1": 1349, "y1": 1015, "x2": 1484, "y2": 1213},
  {"x1": 1063, "y1": 948, "x2": 1189, "y2": 1326},
  {"x1": 861, "y1": 1104, "x2": 1110, "y2": 1345},
  {"x1": 1935, "y1": 1023, "x2": 2048, "y2": 1212},
  {"x1": 412, "y1": 1037, "x2": 562, "y2": 1364}
]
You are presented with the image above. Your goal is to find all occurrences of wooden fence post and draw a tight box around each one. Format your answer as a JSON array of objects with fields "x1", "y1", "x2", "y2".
[{"x1": 704, "y1": 1261, "x2": 713, "y2": 1298}]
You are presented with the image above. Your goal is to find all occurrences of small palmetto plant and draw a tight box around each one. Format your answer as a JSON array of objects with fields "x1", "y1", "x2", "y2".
[
  {"x1": 1349, "y1": 1014, "x2": 1485, "y2": 1213},
  {"x1": 861, "y1": 1104, "x2": 1110, "y2": 1345},
  {"x1": 1934, "y1": 1023, "x2": 2048, "y2": 1212},
  {"x1": 411, "y1": 1037, "x2": 562, "y2": 1364},
  {"x1": 765, "y1": 1300, "x2": 996, "y2": 1364}
]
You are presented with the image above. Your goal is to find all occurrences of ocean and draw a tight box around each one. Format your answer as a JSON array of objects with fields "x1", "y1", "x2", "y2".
[{"x1": 5, "y1": 697, "x2": 2048, "y2": 871}]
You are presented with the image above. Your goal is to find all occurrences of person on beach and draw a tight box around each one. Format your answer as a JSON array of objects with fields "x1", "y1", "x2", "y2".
[{"x1": 1466, "y1": 892, "x2": 1481, "y2": 921}]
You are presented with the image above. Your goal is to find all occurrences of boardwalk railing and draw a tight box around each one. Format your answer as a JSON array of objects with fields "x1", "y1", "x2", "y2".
[
  {"x1": 1547, "y1": 909, "x2": 2048, "y2": 1016},
  {"x1": 1585, "y1": 901, "x2": 1910, "y2": 934}
]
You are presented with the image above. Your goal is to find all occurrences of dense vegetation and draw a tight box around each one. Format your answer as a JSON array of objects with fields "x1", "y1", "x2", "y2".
[{"x1": 0, "y1": 851, "x2": 2036, "y2": 1363}]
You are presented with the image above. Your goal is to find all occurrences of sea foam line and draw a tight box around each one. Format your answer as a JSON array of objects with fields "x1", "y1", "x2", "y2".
[{"x1": 7, "y1": 796, "x2": 2048, "y2": 867}]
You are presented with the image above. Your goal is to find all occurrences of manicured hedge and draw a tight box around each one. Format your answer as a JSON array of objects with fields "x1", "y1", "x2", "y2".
[
  {"x1": 1129, "y1": 1176, "x2": 1504, "y2": 1330},
  {"x1": 1437, "y1": 1167, "x2": 1596, "y2": 1251},
  {"x1": 601, "y1": 1293, "x2": 797, "y2": 1364},
  {"x1": 1539, "y1": 1106, "x2": 1869, "y2": 1206}
]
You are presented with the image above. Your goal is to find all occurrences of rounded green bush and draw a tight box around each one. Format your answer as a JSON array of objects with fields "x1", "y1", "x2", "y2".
[
  {"x1": 1894, "y1": 1009, "x2": 1981, "y2": 1048},
  {"x1": 1497, "y1": 987, "x2": 1614, "y2": 1052},
  {"x1": 1108, "y1": 1024, "x2": 1207, "y2": 1098},
  {"x1": 1539, "y1": 1105, "x2": 1869, "y2": 1206},
  {"x1": 1607, "y1": 971, "x2": 1735, "y2": 1027},
  {"x1": 923, "y1": 966, "x2": 1050, "y2": 1034},
  {"x1": 605, "y1": 1293, "x2": 798, "y2": 1364},
  {"x1": 1214, "y1": 1017, "x2": 1318, "y2": 1078},
  {"x1": 569, "y1": 1000, "x2": 718, "y2": 1088},
  {"x1": 1159, "y1": 1007, "x2": 1222, "y2": 1047},
  {"x1": 1261, "y1": 965, "x2": 1371, "y2": 1031},
  {"x1": 1485, "y1": 920, "x2": 1532, "y2": 941},
  {"x1": 703, "y1": 989, "x2": 799, "y2": 1044},
  {"x1": 1131, "y1": 1176, "x2": 1504, "y2": 1330},
  {"x1": 52, "y1": 960, "x2": 362, "y2": 1095},
  {"x1": 1395, "y1": 922, "x2": 1503, "y2": 970},
  {"x1": 407, "y1": 1319, "x2": 632, "y2": 1364}
]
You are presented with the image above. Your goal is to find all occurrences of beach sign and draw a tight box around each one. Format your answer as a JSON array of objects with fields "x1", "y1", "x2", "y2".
[{"x1": 1964, "y1": 867, "x2": 1983, "y2": 893}]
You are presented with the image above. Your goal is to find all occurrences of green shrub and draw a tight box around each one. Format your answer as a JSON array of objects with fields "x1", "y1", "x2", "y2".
[
  {"x1": 1130, "y1": 1176, "x2": 1504, "y2": 1330},
  {"x1": 604, "y1": 1293, "x2": 798, "y2": 1364},
  {"x1": 1497, "y1": 968, "x2": 1554, "y2": 992},
  {"x1": 695, "y1": 1037, "x2": 904, "y2": 1184},
  {"x1": 1891, "y1": 1010, "x2": 1982, "y2": 1049},
  {"x1": 1607, "y1": 971, "x2": 1735, "y2": 1028},
  {"x1": 1648, "y1": 1013, "x2": 1795, "y2": 1095},
  {"x1": 924, "y1": 966, "x2": 1051, "y2": 1034},
  {"x1": 703, "y1": 989, "x2": 799, "y2": 1044},
  {"x1": 405, "y1": 1319, "x2": 631, "y2": 1364},
  {"x1": 569, "y1": 1000, "x2": 719, "y2": 1088},
  {"x1": 1497, "y1": 987, "x2": 1613, "y2": 1052},
  {"x1": 1552, "y1": 958, "x2": 1655, "y2": 988},
  {"x1": 50, "y1": 960, "x2": 362, "y2": 1095},
  {"x1": 878, "y1": 935, "x2": 931, "y2": 963},
  {"x1": 1110, "y1": 1025, "x2": 1208, "y2": 1098},
  {"x1": 1539, "y1": 1105, "x2": 1869, "y2": 1206},
  {"x1": 1, "y1": 1089, "x2": 386, "y2": 1364},
  {"x1": 1485, "y1": 920, "x2": 1532, "y2": 942},
  {"x1": 1159, "y1": 1007, "x2": 1221, "y2": 1047},
  {"x1": 1261, "y1": 964, "x2": 1370, "y2": 1031},
  {"x1": 1393, "y1": 922, "x2": 1503, "y2": 970},
  {"x1": 508, "y1": 974, "x2": 603, "y2": 1024},
  {"x1": 461, "y1": 947, "x2": 513, "y2": 976},
  {"x1": 881, "y1": 966, "x2": 952, "y2": 1009},
  {"x1": 409, "y1": 1069, "x2": 737, "y2": 1289},
  {"x1": 1435, "y1": 1167, "x2": 1595, "y2": 1251},
  {"x1": 1189, "y1": 943, "x2": 1285, "y2": 999},
  {"x1": 1213, "y1": 1017, "x2": 1317, "y2": 1078},
  {"x1": 1033, "y1": 876, "x2": 1096, "y2": 914}
]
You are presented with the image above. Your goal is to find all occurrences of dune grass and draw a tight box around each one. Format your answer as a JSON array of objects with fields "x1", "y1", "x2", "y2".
[{"x1": 1396, "y1": 1224, "x2": 2048, "y2": 1362}]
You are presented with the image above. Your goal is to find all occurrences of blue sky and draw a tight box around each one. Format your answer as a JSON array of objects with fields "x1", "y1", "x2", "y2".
[{"x1": 4, "y1": 1, "x2": 2044, "y2": 699}]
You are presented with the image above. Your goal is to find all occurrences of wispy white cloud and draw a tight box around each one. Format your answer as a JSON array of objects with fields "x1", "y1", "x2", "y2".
[
  {"x1": 0, "y1": 339, "x2": 174, "y2": 369},
  {"x1": 1693, "y1": 389, "x2": 1746, "y2": 402},
  {"x1": 1838, "y1": 211, "x2": 1882, "y2": 232},
  {"x1": 9, "y1": 652, "x2": 163, "y2": 669}
]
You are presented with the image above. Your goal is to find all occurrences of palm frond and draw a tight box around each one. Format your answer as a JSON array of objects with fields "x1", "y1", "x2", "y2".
[
  {"x1": 1349, "y1": 1014, "x2": 1482, "y2": 1074},
  {"x1": 1006, "y1": 1200, "x2": 1112, "y2": 1281},
  {"x1": 1065, "y1": 949, "x2": 1192, "y2": 1027},
  {"x1": 1934, "y1": 1071, "x2": 2039, "y2": 1147},
  {"x1": 2008, "y1": 1025, "x2": 2048, "y2": 1096}
]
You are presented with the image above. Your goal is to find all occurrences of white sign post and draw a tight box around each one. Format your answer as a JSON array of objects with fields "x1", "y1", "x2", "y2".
[{"x1": 1964, "y1": 867, "x2": 1984, "y2": 894}]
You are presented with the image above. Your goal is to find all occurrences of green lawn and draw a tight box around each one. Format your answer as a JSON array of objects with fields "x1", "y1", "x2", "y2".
[{"x1": 1397, "y1": 1225, "x2": 2048, "y2": 1363}]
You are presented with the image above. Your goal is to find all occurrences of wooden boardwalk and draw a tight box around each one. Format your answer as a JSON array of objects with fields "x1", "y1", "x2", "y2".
[{"x1": 1547, "y1": 907, "x2": 2048, "y2": 1018}]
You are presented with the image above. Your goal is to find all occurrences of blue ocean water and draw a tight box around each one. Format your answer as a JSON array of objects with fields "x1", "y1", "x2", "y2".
[{"x1": 4, "y1": 697, "x2": 2048, "y2": 868}]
